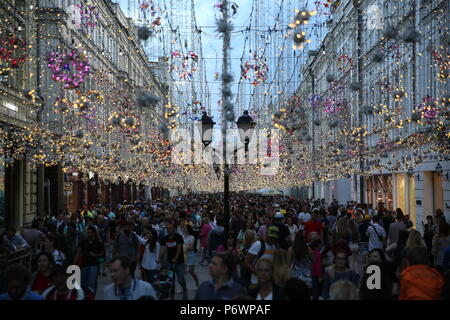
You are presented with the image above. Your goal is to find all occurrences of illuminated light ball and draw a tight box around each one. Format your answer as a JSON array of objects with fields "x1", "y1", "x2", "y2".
[{"x1": 47, "y1": 50, "x2": 90, "y2": 89}]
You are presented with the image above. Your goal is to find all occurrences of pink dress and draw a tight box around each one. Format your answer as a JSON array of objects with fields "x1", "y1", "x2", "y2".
[{"x1": 200, "y1": 224, "x2": 212, "y2": 249}]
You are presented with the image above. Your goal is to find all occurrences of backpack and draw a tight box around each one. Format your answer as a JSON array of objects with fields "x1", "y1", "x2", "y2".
[{"x1": 254, "y1": 240, "x2": 278, "y2": 265}]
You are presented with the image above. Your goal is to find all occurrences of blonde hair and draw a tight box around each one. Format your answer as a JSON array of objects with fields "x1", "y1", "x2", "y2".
[
  {"x1": 406, "y1": 229, "x2": 423, "y2": 249},
  {"x1": 272, "y1": 249, "x2": 291, "y2": 288},
  {"x1": 329, "y1": 280, "x2": 358, "y2": 300},
  {"x1": 255, "y1": 257, "x2": 273, "y2": 270},
  {"x1": 243, "y1": 230, "x2": 256, "y2": 248}
]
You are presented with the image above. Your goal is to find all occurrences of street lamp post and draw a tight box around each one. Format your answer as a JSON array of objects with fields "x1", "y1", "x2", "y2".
[
  {"x1": 236, "y1": 110, "x2": 256, "y2": 154},
  {"x1": 200, "y1": 111, "x2": 216, "y2": 147},
  {"x1": 201, "y1": 1, "x2": 257, "y2": 239},
  {"x1": 201, "y1": 108, "x2": 255, "y2": 240}
]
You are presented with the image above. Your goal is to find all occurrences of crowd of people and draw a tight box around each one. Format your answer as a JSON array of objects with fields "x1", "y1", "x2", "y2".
[{"x1": 1, "y1": 193, "x2": 450, "y2": 300}]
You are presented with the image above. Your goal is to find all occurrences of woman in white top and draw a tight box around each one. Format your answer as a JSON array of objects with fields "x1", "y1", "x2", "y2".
[
  {"x1": 285, "y1": 216, "x2": 299, "y2": 244},
  {"x1": 135, "y1": 228, "x2": 160, "y2": 285}
]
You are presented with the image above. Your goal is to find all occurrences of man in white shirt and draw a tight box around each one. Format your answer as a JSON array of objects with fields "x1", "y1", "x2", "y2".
[
  {"x1": 103, "y1": 255, "x2": 157, "y2": 300},
  {"x1": 244, "y1": 226, "x2": 280, "y2": 285},
  {"x1": 297, "y1": 206, "x2": 311, "y2": 231},
  {"x1": 150, "y1": 216, "x2": 160, "y2": 237}
]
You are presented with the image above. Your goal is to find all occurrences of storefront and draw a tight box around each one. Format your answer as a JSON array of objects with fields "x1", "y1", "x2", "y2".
[
  {"x1": 366, "y1": 174, "x2": 393, "y2": 210},
  {"x1": 393, "y1": 173, "x2": 416, "y2": 226}
]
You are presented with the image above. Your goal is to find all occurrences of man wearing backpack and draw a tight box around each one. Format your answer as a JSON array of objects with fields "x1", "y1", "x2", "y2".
[
  {"x1": 271, "y1": 212, "x2": 290, "y2": 250},
  {"x1": 113, "y1": 221, "x2": 140, "y2": 277},
  {"x1": 244, "y1": 225, "x2": 280, "y2": 288}
]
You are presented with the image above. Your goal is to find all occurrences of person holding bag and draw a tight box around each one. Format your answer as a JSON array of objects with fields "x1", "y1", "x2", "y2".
[{"x1": 366, "y1": 215, "x2": 387, "y2": 252}]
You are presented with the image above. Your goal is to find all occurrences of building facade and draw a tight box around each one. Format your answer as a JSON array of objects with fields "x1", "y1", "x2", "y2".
[
  {"x1": 1, "y1": 0, "x2": 168, "y2": 228},
  {"x1": 297, "y1": 0, "x2": 450, "y2": 229},
  {"x1": 1, "y1": 0, "x2": 41, "y2": 229}
]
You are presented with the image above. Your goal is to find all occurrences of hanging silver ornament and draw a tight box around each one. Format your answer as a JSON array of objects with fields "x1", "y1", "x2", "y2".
[
  {"x1": 222, "y1": 88, "x2": 232, "y2": 97},
  {"x1": 350, "y1": 82, "x2": 362, "y2": 91},
  {"x1": 137, "y1": 26, "x2": 153, "y2": 40},
  {"x1": 403, "y1": 27, "x2": 420, "y2": 43},
  {"x1": 384, "y1": 25, "x2": 399, "y2": 40},
  {"x1": 225, "y1": 110, "x2": 235, "y2": 122},
  {"x1": 222, "y1": 72, "x2": 234, "y2": 83},
  {"x1": 329, "y1": 120, "x2": 339, "y2": 128},
  {"x1": 373, "y1": 53, "x2": 384, "y2": 63},
  {"x1": 136, "y1": 92, "x2": 160, "y2": 107},
  {"x1": 326, "y1": 74, "x2": 335, "y2": 83},
  {"x1": 216, "y1": 20, "x2": 233, "y2": 33}
]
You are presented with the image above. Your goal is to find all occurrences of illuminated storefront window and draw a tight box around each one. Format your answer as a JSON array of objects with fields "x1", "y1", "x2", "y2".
[
  {"x1": 397, "y1": 174, "x2": 406, "y2": 212},
  {"x1": 409, "y1": 176, "x2": 416, "y2": 228}
]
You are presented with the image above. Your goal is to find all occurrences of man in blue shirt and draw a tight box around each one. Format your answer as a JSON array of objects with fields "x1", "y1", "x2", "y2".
[
  {"x1": 0, "y1": 264, "x2": 43, "y2": 300},
  {"x1": 195, "y1": 254, "x2": 246, "y2": 300}
]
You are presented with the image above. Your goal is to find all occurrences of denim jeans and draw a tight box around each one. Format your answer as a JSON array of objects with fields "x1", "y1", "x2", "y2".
[
  {"x1": 81, "y1": 265, "x2": 99, "y2": 295},
  {"x1": 168, "y1": 263, "x2": 187, "y2": 299}
]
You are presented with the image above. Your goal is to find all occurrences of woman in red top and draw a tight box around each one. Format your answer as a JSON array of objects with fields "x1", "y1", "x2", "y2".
[
  {"x1": 304, "y1": 211, "x2": 324, "y2": 241},
  {"x1": 31, "y1": 252, "x2": 53, "y2": 294}
]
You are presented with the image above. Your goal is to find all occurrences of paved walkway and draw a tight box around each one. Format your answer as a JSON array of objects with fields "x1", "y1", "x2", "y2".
[{"x1": 95, "y1": 253, "x2": 210, "y2": 300}]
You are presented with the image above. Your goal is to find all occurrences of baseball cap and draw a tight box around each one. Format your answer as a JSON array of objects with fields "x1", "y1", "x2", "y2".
[
  {"x1": 274, "y1": 212, "x2": 284, "y2": 219},
  {"x1": 267, "y1": 225, "x2": 280, "y2": 239}
]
